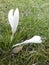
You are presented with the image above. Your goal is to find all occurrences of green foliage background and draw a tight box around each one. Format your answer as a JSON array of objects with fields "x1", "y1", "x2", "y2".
[{"x1": 0, "y1": 0, "x2": 49, "y2": 65}]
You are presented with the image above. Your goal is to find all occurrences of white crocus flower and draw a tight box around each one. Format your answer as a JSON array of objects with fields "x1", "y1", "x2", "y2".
[
  {"x1": 8, "y1": 8, "x2": 19, "y2": 41},
  {"x1": 22, "y1": 35, "x2": 42, "y2": 43},
  {"x1": 13, "y1": 35, "x2": 42, "y2": 47}
]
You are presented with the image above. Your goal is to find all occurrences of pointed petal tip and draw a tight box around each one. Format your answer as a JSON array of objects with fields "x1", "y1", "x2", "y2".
[
  {"x1": 8, "y1": 9, "x2": 14, "y2": 20},
  {"x1": 16, "y1": 8, "x2": 19, "y2": 11},
  {"x1": 9, "y1": 9, "x2": 14, "y2": 12},
  {"x1": 8, "y1": 9, "x2": 14, "y2": 15},
  {"x1": 8, "y1": 9, "x2": 14, "y2": 28},
  {"x1": 15, "y1": 8, "x2": 19, "y2": 14}
]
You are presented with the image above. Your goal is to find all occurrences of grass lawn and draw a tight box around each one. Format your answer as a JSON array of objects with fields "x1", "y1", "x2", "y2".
[{"x1": 0, "y1": 0, "x2": 49, "y2": 65}]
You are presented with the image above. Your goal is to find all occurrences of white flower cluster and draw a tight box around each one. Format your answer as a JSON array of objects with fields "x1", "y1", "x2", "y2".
[{"x1": 8, "y1": 8, "x2": 42, "y2": 47}]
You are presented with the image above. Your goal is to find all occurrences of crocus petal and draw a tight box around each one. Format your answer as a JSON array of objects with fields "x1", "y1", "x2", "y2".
[
  {"x1": 8, "y1": 9, "x2": 14, "y2": 29},
  {"x1": 8, "y1": 8, "x2": 19, "y2": 34},
  {"x1": 12, "y1": 8, "x2": 19, "y2": 34}
]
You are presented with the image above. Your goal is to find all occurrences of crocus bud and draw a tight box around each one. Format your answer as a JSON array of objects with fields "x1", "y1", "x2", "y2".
[
  {"x1": 8, "y1": 8, "x2": 19, "y2": 41},
  {"x1": 12, "y1": 35, "x2": 42, "y2": 47}
]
